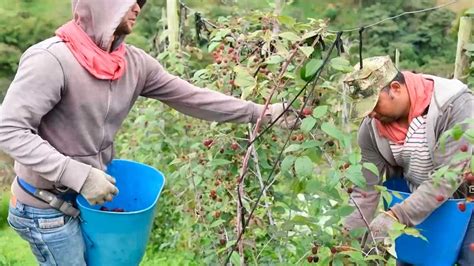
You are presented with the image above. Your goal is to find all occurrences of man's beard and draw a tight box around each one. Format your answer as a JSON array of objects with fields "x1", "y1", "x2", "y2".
[
  {"x1": 377, "y1": 115, "x2": 398, "y2": 124},
  {"x1": 114, "y1": 22, "x2": 132, "y2": 36}
]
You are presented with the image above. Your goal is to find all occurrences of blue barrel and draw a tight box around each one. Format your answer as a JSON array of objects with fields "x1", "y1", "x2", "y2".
[
  {"x1": 384, "y1": 178, "x2": 473, "y2": 265},
  {"x1": 76, "y1": 159, "x2": 165, "y2": 266}
]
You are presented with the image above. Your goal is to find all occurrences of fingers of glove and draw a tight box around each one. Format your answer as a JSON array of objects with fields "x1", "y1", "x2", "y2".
[
  {"x1": 104, "y1": 194, "x2": 114, "y2": 202},
  {"x1": 109, "y1": 185, "x2": 119, "y2": 196},
  {"x1": 95, "y1": 198, "x2": 106, "y2": 206},
  {"x1": 85, "y1": 198, "x2": 96, "y2": 206},
  {"x1": 104, "y1": 174, "x2": 116, "y2": 185}
]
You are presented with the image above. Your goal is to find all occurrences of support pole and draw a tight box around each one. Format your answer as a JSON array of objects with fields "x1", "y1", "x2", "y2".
[{"x1": 454, "y1": 16, "x2": 473, "y2": 80}]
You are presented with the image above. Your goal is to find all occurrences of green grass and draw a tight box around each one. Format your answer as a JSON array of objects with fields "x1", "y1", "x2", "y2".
[
  {"x1": 0, "y1": 190, "x2": 36, "y2": 266},
  {"x1": 0, "y1": 227, "x2": 37, "y2": 266}
]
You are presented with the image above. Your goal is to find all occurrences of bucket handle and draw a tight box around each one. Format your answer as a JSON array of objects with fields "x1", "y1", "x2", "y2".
[{"x1": 80, "y1": 220, "x2": 95, "y2": 248}]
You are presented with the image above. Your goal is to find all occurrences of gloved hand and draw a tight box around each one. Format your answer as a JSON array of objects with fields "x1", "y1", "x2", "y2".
[
  {"x1": 368, "y1": 211, "x2": 398, "y2": 245},
  {"x1": 80, "y1": 168, "x2": 119, "y2": 205},
  {"x1": 265, "y1": 103, "x2": 300, "y2": 129}
]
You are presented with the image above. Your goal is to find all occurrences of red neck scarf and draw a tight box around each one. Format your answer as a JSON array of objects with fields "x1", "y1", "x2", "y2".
[
  {"x1": 55, "y1": 21, "x2": 127, "y2": 80},
  {"x1": 375, "y1": 71, "x2": 434, "y2": 144}
]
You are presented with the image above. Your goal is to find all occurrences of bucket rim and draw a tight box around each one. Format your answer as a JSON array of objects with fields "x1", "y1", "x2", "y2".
[
  {"x1": 76, "y1": 159, "x2": 166, "y2": 214},
  {"x1": 387, "y1": 189, "x2": 474, "y2": 203}
]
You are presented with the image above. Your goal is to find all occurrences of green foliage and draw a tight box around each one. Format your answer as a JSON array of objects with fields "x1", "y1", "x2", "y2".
[
  {"x1": 0, "y1": 191, "x2": 8, "y2": 229},
  {"x1": 355, "y1": 0, "x2": 457, "y2": 77}
]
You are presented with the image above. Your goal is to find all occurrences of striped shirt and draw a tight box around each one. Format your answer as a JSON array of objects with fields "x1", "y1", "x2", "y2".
[{"x1": 389, "y1": 115, "x2": 434, "y2": 192}]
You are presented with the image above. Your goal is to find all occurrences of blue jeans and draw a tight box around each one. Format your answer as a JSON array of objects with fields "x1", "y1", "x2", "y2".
[
  {"x1": 397, "y1": 214, "x2": 474, "y2": 266},
  {"x1": 7, "y1": 200, "x2": 86, "y2": 266}
]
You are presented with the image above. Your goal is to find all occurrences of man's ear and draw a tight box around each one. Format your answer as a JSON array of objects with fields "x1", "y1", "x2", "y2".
[{"x1": 389, "y1": 81, "x2": 402, "y2": 95}]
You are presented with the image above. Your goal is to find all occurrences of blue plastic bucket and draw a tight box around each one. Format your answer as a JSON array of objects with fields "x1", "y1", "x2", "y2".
[
  {"x1": 76, "y1": 159, "x2": 165, "y2": 266},
  {"x1": 384, "y1": 178, "x2": 473, "y2": 265}
]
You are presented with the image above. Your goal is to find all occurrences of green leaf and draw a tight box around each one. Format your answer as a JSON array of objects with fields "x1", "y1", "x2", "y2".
[
  {"x1": 346, "y1": 165, "x2": 367, "y2": 188},
  {"x1": 465, "y1": 43, "x2": 474, "y2": 52},
  {"x1": 291, "y1": 215, "x2": 316, "y2": 226},
  {"x1": 295, "y1": 156, "x2": 313, "y2": 177},
  {"x1": 392, "y1": 191, "x2": 404, "y2": 200},
  {"x1": 298, "y1": 46, "x2": 314, "y2": 57},
  {"x1": 338, "y1": 205, "x2": 355, "y2": 216},
  {"x1": 365, "y1": 255, "x2": 387, "y2": 262},
  {"x1": 403, "y1": 227, "x2": 427, "y2": 241},
  {"x1": 301, "y1": 30, "x2": 319, "y2": 40},
  {"x1": 464, "y1": 128, "x2": 474, "y2": 143},
  {"x1": 363, "y1": 162, "x2": 379, "y2": 176},
  {"x1": 277, "y1": 15, "x2": 296, "y2": 27},
  {"x1": 321, "y1": 122, "x2": 344, "y2": 141},
  {"x1": 234, "y1": 66, "x2": 256, "y2": 88},
  {"x1": 210, "y1": 219, "x2": 225, "y2": 228},
  {"x1": 265, "y1": 55, "x2": 284, "y2": 65},
  {"x1": 209, "y1": 159, "x2": 232, "y2": 167},
  {"x1": 471, "y1": 155, "x2": 474, "y2": 173},
  {"x1": 208, "y1": 42, "x2": 220, "y2": 53},
  {"x1": 330, "y1": 57, "x2": 353, "y2": 72},
  {"x1": 332, "y1": 257, "x2": 344, "y2": 266},
  {"x1": 279, "y1": 32, "x2": 300, "y2": 41},
  {"x1": 340, "y1": 250, "x2": 364, "y2": 261},
  {"x1": 230, "y1": 252, "x2": 241, "y2": 266},
  {"x1": 451, "y1": 124, "x2": 464, "y2": 140},
  {"x1": 313, "y1": 105, "x2": 328, "y2": 118},
  {"x1": 465, "y1": 7, "x2": 474, "y2": 15},
  {"x1": 381, "y1": 189, "x2": 393, "y2": 206},
  {"x1": 234, "y1": 66, "x2": 256, "y2": 99},
  {"x1": 281, "y1": 155, "x2": 296, "y2": 172},
  {"x1": 301, "y1": 117, "x2": 317, "y2": 133},
  {"x1": 284, "y1": 144, "x2": 301, "y2": 153},
  {"x1": 300, "y1": 140, "x2": 319, "y2": 149},
  {"x1": 303, "y1": 59, "x2": 323, "y2": 79}
]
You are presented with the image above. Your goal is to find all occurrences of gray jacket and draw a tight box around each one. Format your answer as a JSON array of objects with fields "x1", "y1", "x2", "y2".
[
  {"x1": 0, "y1": 0, "x2": 265, "y2": 208},
  {"x1": 345, "y1": 75, "x2": 473, "y2": 229}
]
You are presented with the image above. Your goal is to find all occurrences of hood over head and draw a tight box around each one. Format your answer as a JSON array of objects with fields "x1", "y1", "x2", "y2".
[{"x1": 71, "y1": 0, "x2": 144, "y2": 51}]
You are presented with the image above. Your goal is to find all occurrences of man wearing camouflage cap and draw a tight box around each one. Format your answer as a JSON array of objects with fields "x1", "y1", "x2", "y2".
[{"x1": 343, "y1": 56, "x2": 473, "y2": 265}]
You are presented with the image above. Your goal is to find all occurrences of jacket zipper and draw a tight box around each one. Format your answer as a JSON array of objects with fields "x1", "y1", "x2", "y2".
[{"x1": 98, "y1": 80, "x2": 113, "y2": 169}]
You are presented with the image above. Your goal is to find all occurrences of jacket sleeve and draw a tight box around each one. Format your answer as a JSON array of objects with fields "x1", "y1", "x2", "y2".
[
  {"x1": 139, "y1": 52, "x2": 265, "y2": 123},
  {"x1": 391, "y1": 93, "x2": 474, "y2": 226},
  {"x1": 0, "y1": 48, "x2": 91, "y2": 193},
  {"x1": 343, "y1": 118, "x2": 387, "y2": 230}
]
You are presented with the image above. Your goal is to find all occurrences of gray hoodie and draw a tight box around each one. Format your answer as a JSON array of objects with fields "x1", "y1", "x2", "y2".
[
  {"x1": 345, "y1": 75, "x2": 473, "y2": 229},
  {"x1": 0, "y1": 0, "x2": 265, "y2": 208}
]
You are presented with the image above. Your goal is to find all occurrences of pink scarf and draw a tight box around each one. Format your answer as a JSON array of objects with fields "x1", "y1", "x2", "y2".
[
  {"x1": 55, "y1": 21, "x2": 127, "y2": 80},
  {"x1": 376, "y1": 71, "x2": 434, "y2": 144}
]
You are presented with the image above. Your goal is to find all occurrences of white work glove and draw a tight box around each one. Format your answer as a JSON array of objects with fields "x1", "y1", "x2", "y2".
[
  {"x1": 80, "y1": 168, "x2": 119, "y2": 205},
  {"x1": 265, "y1": 103, "x2": 300, "y2": 129},
  {"x1": 367, "y1": 211, "x2": 398, "y2": 246}
]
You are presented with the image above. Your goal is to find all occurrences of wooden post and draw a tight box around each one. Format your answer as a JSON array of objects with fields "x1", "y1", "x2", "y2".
[
  {"x1": 454, "y1": 16, "x2": 473, "y2": 80},
  {"x1": 272, "y1": 0, "x2": 283, "y2": 35},
  {"x1": 166, "y1": 0, "x2": 179, "y2": 51},
  {"x1": 395, "y1": 49, "x2": 400, "y2": 69}
]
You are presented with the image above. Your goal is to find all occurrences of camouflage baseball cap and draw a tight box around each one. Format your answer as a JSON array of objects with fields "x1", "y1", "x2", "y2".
[{"x1": 343, "y1": 56, "x2": 399, "y2": 118}]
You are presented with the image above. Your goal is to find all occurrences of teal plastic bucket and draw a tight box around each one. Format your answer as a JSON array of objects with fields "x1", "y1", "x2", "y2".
[
  {"x1": 76, "y1": 159, "x2": 165, "y2": 266},
  {"x1": 384, "y1": 178, "x2": 473, "y2": 265}
]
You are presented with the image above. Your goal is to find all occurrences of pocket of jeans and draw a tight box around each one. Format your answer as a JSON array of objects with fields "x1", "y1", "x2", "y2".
[
  {"x1": 7, "y1": 214, "x2": 47, "y2": 263},
  {"x1": 7, "y1": 214, "x2": 30, "y2": 234},
  {"x1": 36, "y1": 215, "x2": 74, "y2": 234}
]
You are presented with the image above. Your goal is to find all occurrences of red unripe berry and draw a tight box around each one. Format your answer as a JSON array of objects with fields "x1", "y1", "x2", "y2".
[
  {"x1": 301, "y1": 108, "x2": 312, "y2": 116},
  {"x1": 436, "y1": 195, "x2": 445, "y2": 202}
]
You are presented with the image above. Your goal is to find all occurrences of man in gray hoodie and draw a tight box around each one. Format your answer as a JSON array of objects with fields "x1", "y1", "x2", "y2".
[
  {"x1": 343, "y1": 56, "x2": 473, "y2": 265},
  {"x1": 0, "y1": 1, "x2": 297, "y2": 264}
]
